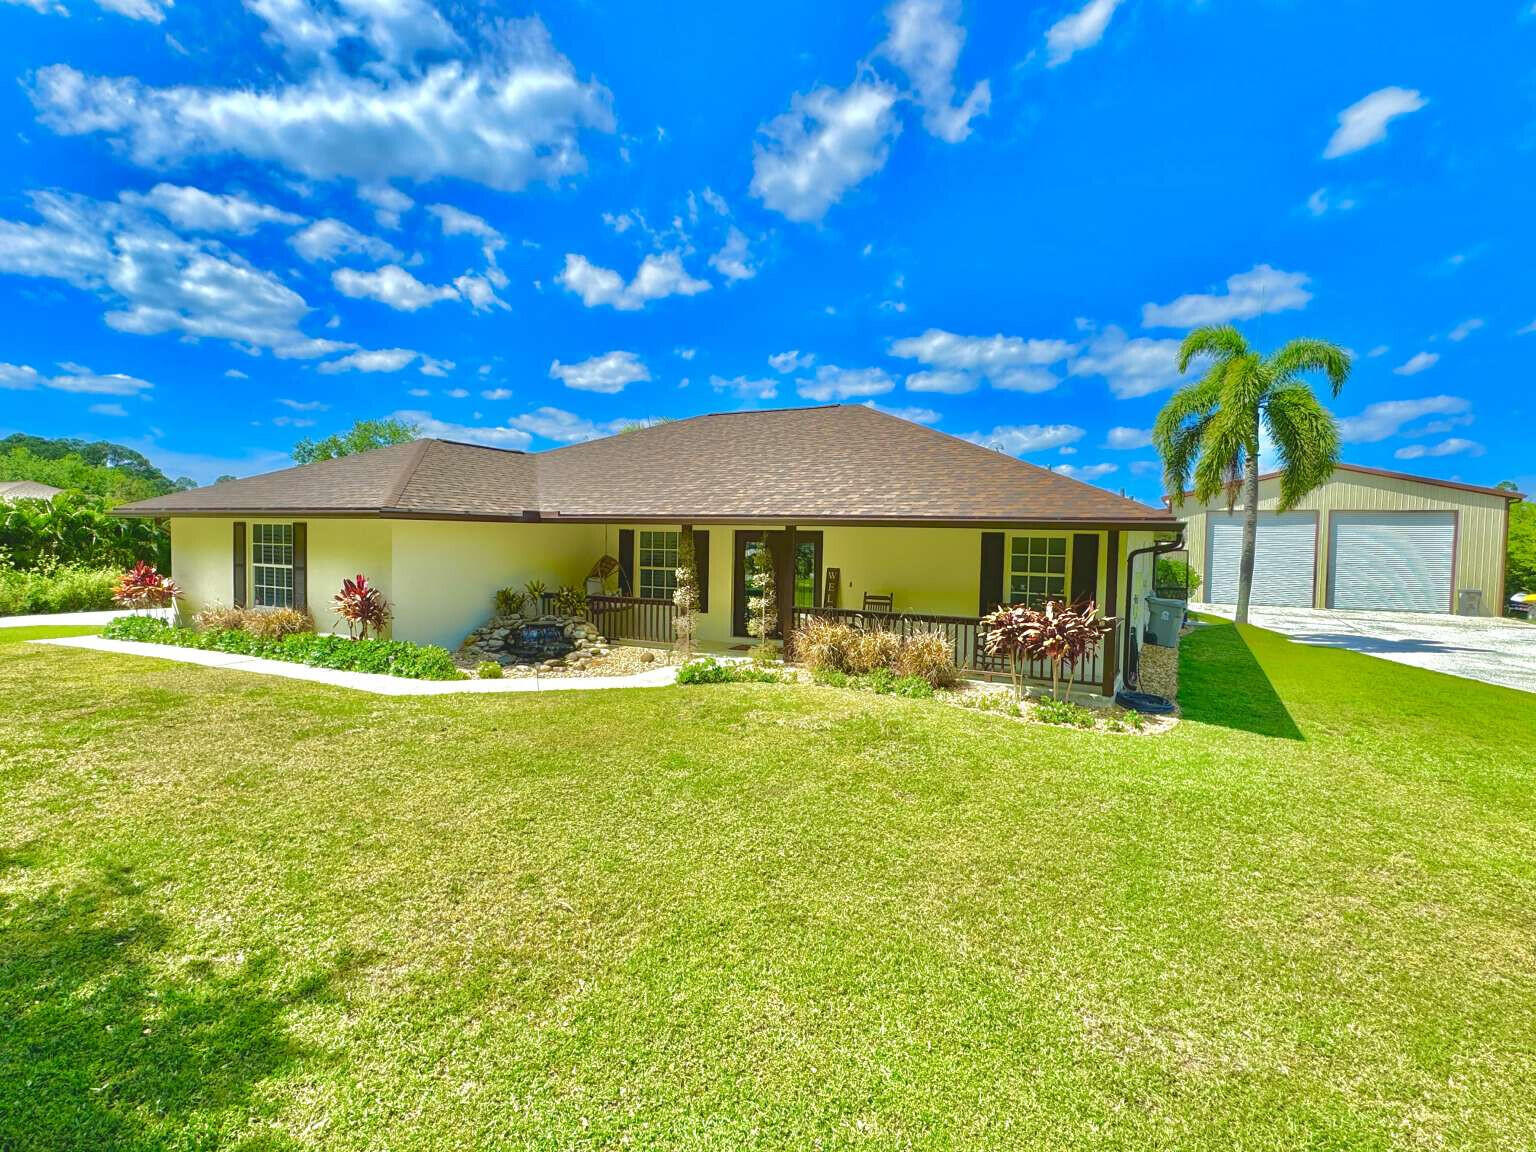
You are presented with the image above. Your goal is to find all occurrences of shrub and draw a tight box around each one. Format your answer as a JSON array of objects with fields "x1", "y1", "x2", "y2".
[
  {"x1": 983, "y1": 599, "x2": 1114, "y2": 701},
  {"x1": 0, "y1": 564, "x2": 119, "y2": 614},
  {"x1": 676, "y1": 655, "x2": 735, "y2": 684},
  {"x1": 891, "y1": 675, "x2": 935, "y2": 699},
  {"x1": 734, "y1": 664, "x2": 788, "y2": 684},
  {"x1": 194, "y1": 602, "x2": 250, "y2": 631},
  {"x1": 242, "y1": 607, "x2": 314, "y2": 640},
  {"x1": 553, "y1": 584, "x2": 586, "y2": 618},
  {"x1": 334, "y1": 573, "x2": 389, "y2": 639},
  {"x1": 793, "y1": 616, "x2": 855, "y2": 674},
  {"x1": 101, "y1": 614, "x2": 171, "y2": 642},
  {"x1": 1155, "y1": 556, "x2": 1202, "y2": 598},
  {"x1": 113, "y1": 561, "x2": 181, "y2": 612},
  {"x1": 1032, "y1": 695, "x2": 1098, "y2": 729},
  {"x1": 893, "y1": 630, "x2": 959, "y2": 688},
  {"x1": 811, "y1": 666, "x2": 848, "y2": 688},
  {"x1": 865, "y1": 667, "x2": 898, "y2": 694},
  {"x1": 477, "y1": 660, "x2": 503, "y2": 680},
  {"x1": 846, "y1": 628, "x2": 902, "y2": 675}
]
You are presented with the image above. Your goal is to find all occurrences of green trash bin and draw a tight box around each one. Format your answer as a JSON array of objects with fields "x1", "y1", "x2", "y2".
[{"x1": 1144, "y1": 596, "x2": 1184, "y2": 647}]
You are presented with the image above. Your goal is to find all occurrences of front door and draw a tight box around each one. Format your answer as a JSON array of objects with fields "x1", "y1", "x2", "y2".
[{"x1": 732, "y1": 530, "x2": 823, "y2": 639}]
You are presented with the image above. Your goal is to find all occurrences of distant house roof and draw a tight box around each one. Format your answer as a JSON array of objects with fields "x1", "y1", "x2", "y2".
[
  {"x1": 115, "y1": 405, "x2": 1177, "y2": 527},
  {"x1": 0, "y1": 480, "x2": 63, "y2": 502}
]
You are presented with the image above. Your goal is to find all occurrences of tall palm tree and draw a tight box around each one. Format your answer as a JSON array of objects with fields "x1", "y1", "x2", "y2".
[{"x1": 1154, "y1": 326, "x2": 1350, "y2": 625}]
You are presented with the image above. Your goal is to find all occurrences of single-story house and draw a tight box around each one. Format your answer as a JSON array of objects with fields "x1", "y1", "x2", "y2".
[
  {"x1": 0, "y1": 480, "x2": 64, "y2": 502},
  {"x1": 1172, "y1": 464, "x2": 1523, "y2": 616},
  {"x1": 116, "y1": 404, "x2": 1182, "y2": 691}
]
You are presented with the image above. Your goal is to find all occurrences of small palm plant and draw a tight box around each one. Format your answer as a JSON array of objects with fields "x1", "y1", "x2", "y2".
[
  {"x1": 673, "y1": 527, "x2": 700, "y2": 663},
  {"x1": 983, "y1": 600, "x2": 1114, "y2": 701},
  {"x1": 1154, "y1": 325, "x2": 1350, "y2": 624},
  {"x1": 746, "y1": 558, "x2": 778, "y2": 662}
]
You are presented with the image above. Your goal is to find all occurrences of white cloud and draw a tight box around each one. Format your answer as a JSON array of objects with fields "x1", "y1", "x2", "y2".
[
  {"x1": 796, "y1": 365, "x2": 896, "y2": 402},
  {"x1": 1367, "y1": 345, "x2": 1390, "y2": 358},
  {"x1": 357, "y1": 183, "x2": 413, "y2": 229},
  {"x1": 391, "y1": 409, "x2": 532, "y2": 449},
  {"x1": 1045, "y1": 0, "x2": 1124, "y2": 67},
  {"x1": 1519, "y1": 319, "x2": 1536, "y2": 336},
  {"x1": 289, "y1": 218, "x2": 401, "y2": 263},
  {"x1": 1105, "y1": 426, "x2": 1152, "y2": 450},
  {"x1": 889, "y1": 328, "x2": 1074, "y2": 394},
  {"x1": 1393, "y1": 351, "x2": 1439, "y2": 376},
  {"x1": 557, "y1": 250, "x2": 709, "y2": 310},
  {"x1": 1324, "y1": 86, "x2": 1427, "y2": 159},
  {"x1": 95, "y1": 0, "x2": 172, "y2": 21},
  {"x1": 316, "y1": 347, "x2": 420, "y2": 374},
  {"x1": 751, "y1": 81, "x2": 901, "y2": 222},
  {"x1": 277, "y1": 397, "x2": 327, "y2": 411},
  {"x1": 480, "y1": 387, "x2": 512, "y2": 400},
  {"x1": 270, "y1": 414, "x2": 314, "y2": 428},
  {"x1": 451, "y1": 273, "x2": 509, "y2": 312},
  {"x1": 428, "y1": 202, "x2": 505, "y2": 266},
  {"x1": 1394, "y1": 438, "x2": 1483, "y2": 460},
  {"x1": 1129, "y1": 460, "x2": 1159, "y2": 476},
  {"x1": 0, "y1": 361, "x2": 154, "y2": 395},
  {"x1": 418, "y1": 355, "x2": 454, "y2": 377},
  {"x1": 675, "y1": 346, "x2": 697, "y2": 361},
  {"x1": 904, "y1": 369, "x2": 975, "y2": 394},
  {"x1": 443, "y1": 387, "x2": 469, "y2": 398},
  {"x1": 124, "y1": 183, "x2": 303, "y2": 233},
  {"x1": 508, "y1": 406, "x2": 633, "y2": 444},
  {"x1": 710, "y1": 374, "x2": 779, "y2": 401},
  {"x1": 878, "y1": 0, "x2": 990, "y2": 142},
  {"x1": 768, "y1": 349, "x2": 814, "y2": 374},
  {"x1": 0, "y1": 191, "x2": 342, "y2": 357},
  {"x1": 1448, "y1": 318, "x2": 1484, "y2": 342},
  {"x1": 332, "y1": 264, "x2": 461, "y2": 311},
  {"x1": 1142, "y1": 264, "x2": 1312, "y2": 328},
  {"x1": 708, "y1": 227, "x2": 757, "y2": 281},
  {"x1": 1068, "y1": 326, "x2": 1184, "y2": 398},
  {"x1": 864, "y1": 400, "x2": 940, "y2": 424},
  {"x1": 549, "y1": 350, "x2": 649, "y2": 394},
  {"x1": 89, "y1": 402, "x2": 128, "y2": 416},
  {"x1": 31, "y1": 19, "x2": 614, "y2": 192},
  {"x1": 224, "y1": 368, "x2": 249, "y2": 379},
  {"x1": 1306, "y1": 186, "x2": 1356, "y2": 217},
  {"x1": 1338, "y1": 395, "x2": 1469, "y2": 443},
  {"x1": 1053, "y1": 462, "x2": 1117, "y2": 480},
  {"x1": 966, "y1": 424, "x2": 1085, "y2": 455}
]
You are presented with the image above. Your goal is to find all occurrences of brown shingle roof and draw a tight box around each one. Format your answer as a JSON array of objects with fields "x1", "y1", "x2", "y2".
[{"x1": 116, "y1": 404, "x2": 1177, "y2": 526}]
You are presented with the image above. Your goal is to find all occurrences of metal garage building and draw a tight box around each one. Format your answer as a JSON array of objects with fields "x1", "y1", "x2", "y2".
[{"x1": 1174, "y1": 465, "x2": 1522, "y2": 617}]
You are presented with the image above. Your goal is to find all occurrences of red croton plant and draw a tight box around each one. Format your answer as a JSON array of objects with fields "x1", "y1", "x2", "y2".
[
  {"x1": 333, "y1": 573, "x2": 390, "y2": 640},
  {"x1": 982, "y1": 599, "x2": 1115, "y2": 701},
  {"x1": 113, "y1": 561, "x2": 182, "y2": 614}
]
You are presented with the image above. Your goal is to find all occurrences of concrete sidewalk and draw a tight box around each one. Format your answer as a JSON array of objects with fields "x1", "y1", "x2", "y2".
[
  {"x1": 0, "y1": 607, "x2": 174, "y2": 629},
  {"x1": 29, "y1": 635, "x2": 682, "y2": 696}
]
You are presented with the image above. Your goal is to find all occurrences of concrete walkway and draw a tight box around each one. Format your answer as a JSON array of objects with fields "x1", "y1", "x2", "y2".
[
  {"x1": 0, "y1": 607, "x2": 174, "y2": 629},
  {"x1": 29, "y1": 635, "x2": 682, "y2": 696},
  {"x1": 1193, "y1": 604, "x2": 1536, "y2": 695}
]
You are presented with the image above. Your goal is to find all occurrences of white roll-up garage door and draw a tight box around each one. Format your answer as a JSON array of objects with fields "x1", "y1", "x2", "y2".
[
  {"x1": 1328, "y1": 512, "x2": 1455, "y2": 613},
  {"x1": 1206, "y1": 513, "x2": 1317, "y2": 608}
]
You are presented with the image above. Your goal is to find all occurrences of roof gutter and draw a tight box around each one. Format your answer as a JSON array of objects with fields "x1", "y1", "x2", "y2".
[{"x1": 1121, "y1": 531, "x2": 1186, "y2": 690}]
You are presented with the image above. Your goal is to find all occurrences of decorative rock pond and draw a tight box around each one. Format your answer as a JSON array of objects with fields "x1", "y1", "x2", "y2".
[{"x1": 457, "y1": 614, "x2": 612, "y2": 673}]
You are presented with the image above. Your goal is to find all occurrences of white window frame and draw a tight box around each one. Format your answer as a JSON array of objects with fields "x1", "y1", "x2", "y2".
[
  {"x1": 638, "y1": 530, "x2": 679, "y2": 601},
  {"x1": 251, "y1": 522, "x2": 295, "y2": 609},
  {"x1": 1008, "y1": 534, "x2": 1070, "y2": 609}
]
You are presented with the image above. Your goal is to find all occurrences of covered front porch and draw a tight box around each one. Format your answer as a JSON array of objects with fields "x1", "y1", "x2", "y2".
[{"x1": 583, "y1": 521, "x2": 1141, "y2": 691}]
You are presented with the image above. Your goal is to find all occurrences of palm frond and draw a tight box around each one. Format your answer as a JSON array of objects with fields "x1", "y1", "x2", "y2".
[
  {"x1": 1270, "y1": 338, "x2": 1352, "y2": 397},
  {"x1": 1192, "y1": 403, "x2": 1253, "y2": 511},
  {"x1": 1152, "y1": 373, "x2": 1221, "y2": 500},
  {"x1": 1176, "y1": 325, "x2": 1250, "y2": 374},
  {"x1": 1263, "y1": 385, "x2": 1340, "y2": 510}
]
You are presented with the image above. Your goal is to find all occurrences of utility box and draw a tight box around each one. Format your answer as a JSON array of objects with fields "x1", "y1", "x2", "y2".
[
  {"x1": 1144, "y1": 596, "x2": 1184, "y2": 647},
  {"x1": 1457, "y1": 589, "x2": 1482, "y2": 616}
]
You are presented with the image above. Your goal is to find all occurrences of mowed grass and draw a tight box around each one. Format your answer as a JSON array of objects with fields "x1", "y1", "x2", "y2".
[{"x1": 1, "y1": 620, "x2": 1534, "y2": 1150}]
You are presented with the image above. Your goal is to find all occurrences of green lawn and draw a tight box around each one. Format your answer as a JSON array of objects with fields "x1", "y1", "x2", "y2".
[{"x1": 2, "y1": 620, "x2": 1534, "y2": 1150}]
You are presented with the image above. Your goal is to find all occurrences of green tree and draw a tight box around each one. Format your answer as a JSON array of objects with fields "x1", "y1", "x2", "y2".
[
  {"x1": 0, "y1": 441, "x2": 184, "y2": 503},
  {"x1": 292, "y1": 418, "x2": 420, "y2": 464},
  {"x1": 1154, "y1": 326, "x2": 1350, "y2": 624},
  {"x1": 1503, "y1": 485, "x2": 1535, "y2": 600}
]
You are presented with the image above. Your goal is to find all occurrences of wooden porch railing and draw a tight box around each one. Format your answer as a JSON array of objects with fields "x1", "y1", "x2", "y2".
[
  {"x1": 789, "y1": 606, "x2": 1104, "y2": 686},
  {"x1": 586, "y1": 595, "x2": 675, "y2": 644}
]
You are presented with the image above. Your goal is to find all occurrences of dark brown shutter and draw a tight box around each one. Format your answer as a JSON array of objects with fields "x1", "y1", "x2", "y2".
[
  {"x1": 1101, "y1": 531, "x2": 1121, "y2": 696},
  {"x1": 694, "y1": 529, "x2": 710, "y2": 613},
  {"x1": 233, "y1": 521, "x2": 247, "y2": 607},
  {"x1": 292, "y1": 522, "x2": 308, "y2": 611},
  {"x1": 979, "y1": 532, "x2": 1004, "y2": 615},
  {"x1": 1071, "y1": 533, "x2": 1099, "y2": 606},
  {"x1": 617, "y1": 529, "x2": 635, "y2": 596}
]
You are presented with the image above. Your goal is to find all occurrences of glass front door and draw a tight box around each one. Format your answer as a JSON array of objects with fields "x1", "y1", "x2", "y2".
[{"x1": 732, "y1": 530, "x2": 823, "y2": 639}]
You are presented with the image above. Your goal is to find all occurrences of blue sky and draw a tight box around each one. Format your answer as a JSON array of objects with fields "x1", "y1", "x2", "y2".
[{"x1": 1, "y1": 0, "x2": 1532, "y2": 501}]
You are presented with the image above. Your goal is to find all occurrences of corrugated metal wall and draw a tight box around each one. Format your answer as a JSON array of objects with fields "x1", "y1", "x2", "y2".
[{"x1": 1174, "y1": 468, "x2": 1511, "y2": 616}]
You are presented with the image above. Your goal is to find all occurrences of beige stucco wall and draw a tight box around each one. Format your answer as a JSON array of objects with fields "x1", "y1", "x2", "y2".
[
  {"x1": 391, "y1": 520, "x2": 604, "y2": 648},
  {"x1": 1173, "y1": 468, "x2": 1511, "y2": 615}
]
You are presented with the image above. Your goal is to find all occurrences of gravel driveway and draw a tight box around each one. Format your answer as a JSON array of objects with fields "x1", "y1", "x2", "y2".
[{"x1": 1193, "y1": 604, "x2": 1536, "y2": 695}]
